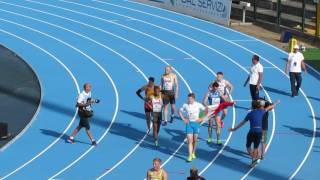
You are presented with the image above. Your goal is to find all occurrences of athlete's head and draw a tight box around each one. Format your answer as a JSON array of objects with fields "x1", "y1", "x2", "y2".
[
  {"x1": 216, "y1": 72, "x2": 224, "y2": 81},
  {"x1": 148, "y1": 77, "x2": 155, "y2": 86},
  {"x1": 211, "y1": 82, "x2": 219, "y2": 91},
  {"x1": 154, "y1": 86, "x2": 161, "y2": 96},
  {"x1": 188, "y1": 93, "x2": 195, "y2": 104},
  {"x1": 252, "y1": 55, "x2": 260, "y2": 65},
  {"x1": 164, "y1": 65, "x2": 172, "y2": 75},
  {"x1": 251, "y1": 100, "x2": 261, "y2": 109},
  {"x1": 83, "y1": 83, "x2": 91, "y2": 93},
  {"x1": 153, "y1": 158, "x2": 161, "y2": 171},
  {"x1": 189, "y1": 167, "x2": 199, "y2": 178}
]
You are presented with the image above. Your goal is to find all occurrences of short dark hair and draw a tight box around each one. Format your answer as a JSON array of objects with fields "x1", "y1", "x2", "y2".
[
  {"x1": 251, "y1": 100, "x2": 261, "y2": 109},
  {"x1": 83, "y1": 83, "x2": 90, "y2": 89},
  {"x1": 153, "y1": 157, "x2": 161, "y2": 163},
  {"x1": 212, "y1": 82, "x2": 219, "y2": 88},
  {"x1": 217, "y1": 72, "x2": 223, "y2": 75},
  {"x1": 148, "y1": 77, "x2": 155, "y2": 82},
  {"x1": 188, "y1": 93, "x2": 195, "y2": 99},
  {"x1": 190, "y1": 167, "x2": 199, "y2": 177},
  {"x1": 252, "y1": 55, "x2": 260, "y2": 61}
]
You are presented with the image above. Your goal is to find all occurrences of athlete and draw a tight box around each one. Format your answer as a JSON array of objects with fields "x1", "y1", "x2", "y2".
[
  {"x1": 151, "y1": 86, "x2": 163, "y2": 147},
  {"x1": 209, "y1": 72, "x2": 234, "y2": 128},
  {"x1": 136, "y1": 77, "x2": 155, "y2": 133},
  {"x1": 258, "y1": 98, "x2": 275, "y2": 160},
  {"x1": 229, "y1": 99, "x2": 280, "y2": 167},
  {"x1": 160, "y1": 65, "x2": 179, "y2": 126},
  {"x1": 203, "y1": 82, "x2": 228, "y2": 145},
  {"x1": 179, "y1": 93, "x2": 208, "y2": 162},
  {"x1": 146, "y1": 158, "x2": 168, "y2": 180}
]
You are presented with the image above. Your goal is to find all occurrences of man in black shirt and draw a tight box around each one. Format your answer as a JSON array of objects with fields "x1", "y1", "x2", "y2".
[{"x1": 187, "y1": 167, "x2": 205, "y2": 180}]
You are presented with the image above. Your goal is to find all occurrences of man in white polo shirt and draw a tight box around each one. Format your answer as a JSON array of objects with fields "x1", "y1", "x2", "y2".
[
  {"x1": 285, "y1": 45, "x2": 307, "y2": 97},
  {"x1": 245, "y1": 55, "x2": 263, "y2": 100},
  {"x1": 67, "y1": 83, "x2": 97, "y2": 146}
]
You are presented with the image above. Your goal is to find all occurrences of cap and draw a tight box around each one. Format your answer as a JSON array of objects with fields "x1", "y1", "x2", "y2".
[{"x1": 293, "y1": 45, "x2": 299, "y2": 49}]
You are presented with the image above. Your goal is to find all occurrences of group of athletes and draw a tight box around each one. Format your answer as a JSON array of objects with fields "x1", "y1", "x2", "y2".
[
  {"x1": 66, "y1": 45, "x2": 310, "y2": 179},
  {"x1": 137, "y1": 65, "x2": 238, "y2": 164},
  {"x1": 138, "y1": 54, "x2": 284, "y2": 177}
]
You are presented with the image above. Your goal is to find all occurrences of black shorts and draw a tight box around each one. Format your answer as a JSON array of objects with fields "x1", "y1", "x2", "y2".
[
  {"x1": 78, "y1": 113, "x2": 90, "y2": 130},
  {"x1": 153, "y1": 112, "x2": 162, "y2": 124},
  {"x1": 145, "y1": 108, "x2": 152, "y2": 113},
  {"x1": 162, "y1": 90, "x2": 175, "y2": 105},
  {"x1": 246, "y1": 131, "x2": 262, "y2": 149}
]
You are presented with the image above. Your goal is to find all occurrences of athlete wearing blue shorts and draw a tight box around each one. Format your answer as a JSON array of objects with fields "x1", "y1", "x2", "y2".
[{"x1": 179, "y1": 93, "x2": 207, "y2": 162}]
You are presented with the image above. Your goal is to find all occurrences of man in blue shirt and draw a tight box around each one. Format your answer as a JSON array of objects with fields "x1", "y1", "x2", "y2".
[{"x1": 229, "y1": 99, "x2": 280, "y2": 166}]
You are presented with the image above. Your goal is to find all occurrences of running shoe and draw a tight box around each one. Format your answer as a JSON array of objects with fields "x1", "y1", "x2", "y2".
[
  {"x1": 217, "y1": 139, "x2": 222, "y2": 145},
  {"x1": 155, "y1": 140, "x2": 159, "y2": 147},
  {"x1": 92, "y1": 141, "x2": 97, "y2": 146},
  {"x1": 170, "y1": 115, "x2": 174, "y2": 123},
  {"x1": 67, "y1": 137, "x2": 74, "y2": 144},
  {"x1": 250, "y1": 159, "x2": 259, "y2": 167},
  {"x1": 163, "y1": 121, "x2": 168, "y2": 126},
  {"x1": 207, "y1": 137, "x2": 213, "y2": 144},
  {"x1": 187, "y1": 155, "x2": 193, "y2": 162},
  {"x1": 192, "y1": 153, "x2": 196, "y2": 160}
]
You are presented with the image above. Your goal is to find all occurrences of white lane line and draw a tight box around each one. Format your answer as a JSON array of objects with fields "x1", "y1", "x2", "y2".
[
  {"x1": 40, "y1": 1, "x2": 275, "y2": 179},
  {"x1": 42, "y1": 2, "x2": 235, "y2": 178},
  {"x1": 2, "y1": 1, "x2": 192, "y2": 178},
  {"x1": 88, "y1": 0, "x2": 276, "y2": 177},
  {"x1": 107, "y1": 1, "x2": 316, "y2": 179},
  {"x1": 0, "y1": 28, "x2": 81, "y2": 180},
  {"x1": 228, "y1": 39, "x2": 258, "y2": 42},
  {"x1": 0, "y1": 4, "x2": 192, "y2": 179},
  {"x1": 244, "y1": 66, "x2": 278, "y2": 69},
  {"x1": 161, "y1": 58, "x2": 174, "y2": 61},
  {"x1": 233, "y1": 99, "x2": 253, "y2": 102},
  {"x1": 0, "y1": 17, "x2": 121, "y2": 180},
  {"x1": 21, "y1": 1, "x2": 231, "y2": 179}
]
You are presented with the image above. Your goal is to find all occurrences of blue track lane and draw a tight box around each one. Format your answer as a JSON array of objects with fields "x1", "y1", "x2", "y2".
[{"x1": 0, "y1": 0, "x2": 318, "y2": 179}]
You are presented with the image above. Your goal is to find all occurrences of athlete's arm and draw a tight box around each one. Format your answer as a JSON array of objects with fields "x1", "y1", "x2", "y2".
[
  {"x1": 220, "y1": 94, "x2": 228, "y2": 102},
  {"x1": 160, "y1": 75, "x2": 164, "y2": 90},
  {"x1": 202, "y1": 92, "x2": 209, "y2": 106},
  {"x1": 265, "y1": 100, "x2": 280, "y2": 111},
  {"x1": 226, "y1": 80, "x2": 234, "y2": 94},
  {"x1": 146, "y1": 170, "x2": 151, "y2": 180},
  {"x1": 136, "y1": 86, "x2": 146, "y2": 101},
  {"x1": 228, "y1": 119, "x2": 247, "y2": 132},
  {"x1": 179, "y1": 107, "x2": 189, "y2": 124},
  {"x1": 174, "y1": 74, "x2": 179, "y2": 98},
  {"x1": 163, "y1": 170, "x2": 168, "y2": 180}
]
